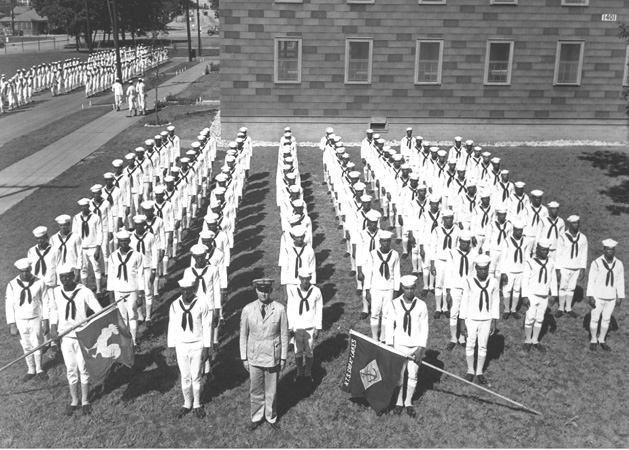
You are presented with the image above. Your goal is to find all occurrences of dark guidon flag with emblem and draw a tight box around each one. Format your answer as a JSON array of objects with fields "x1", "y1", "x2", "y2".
[
  {"x1": 76, "y1": 308, "x2": 135, "y2": 386},
  {"x1": 341, "y1": 330, "x2": 408, "y2": 413}
]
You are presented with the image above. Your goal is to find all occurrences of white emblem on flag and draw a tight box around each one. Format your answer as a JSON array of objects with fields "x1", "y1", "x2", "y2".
[
  {"x1": 360, "y1": 359, "x2": 382, "y2": 390},
  {"x1": 86, "y1": 324, "x2": 121, "y2": 359}
]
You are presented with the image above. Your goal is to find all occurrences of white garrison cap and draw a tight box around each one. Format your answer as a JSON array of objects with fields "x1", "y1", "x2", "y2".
[
  {"x1": 116, "y1": 229, "x2": 130, "y2": 240},
  {"x1": 548, "y1": 201, "x2": 560, "y2": 208},
  {"x1": 297, "y1": 268, "x2": 312, "y2": 278},
  {"x1": 33, "y1": 226, "x2": 48, "y2": 238},
  {"x1": 112, "y1": 159, "x2": 123, "y2": 167},
  {"x1": 537, "y1": 238, "x2": 552, "y2": 249},
  {"x1": 15, "y1": 258, "x2": 31, "y2": 271},
  {"x1": 141, "y1": 200, "x2": 155, "y2": 210},
  {"x1": 366, "y1": 210, "x2": 382, "y2": 221},
  {"x1": 77, "y1": 198, "x2": 90, "y2": 206},
  {"x1": 191, "y1": 243, "x2": 208, "y2": 255},
  {"x1": 133, "y1": 214, "x2": 147, "y2": 224},
  {"x1": 514, "y1": 181, "x2": 526, "y2": 188},
  {"x1": 153, "y1": 185, "x2": 165, "y2": 194},
  {"x1": 602, "y1": 239, "x2": 618, "y2": 248},
  {"x1": 291, "y1": 225, "x2": 306, "y2": 237},
  {"x1": 567, "y1": 215, "x2": 580, "y2": 223},
  {"x1": 90, "y1": 184, "x2": 103, "y2": 193},
  {"x1": 379, "y1": 230, "x2": 393, "y2": 240},
  {"x1": 475, "y1": 254, "x2": 492, "y2": 267},
  {"x1": 531, "y1": 190, "x2": 544, "y2": 197},
  {"x1": 55, "y1": 214, "x2": 71, "y2": 224},
  {"x1": 400, "y1": 275, "x2": 418, "y2": 287}
]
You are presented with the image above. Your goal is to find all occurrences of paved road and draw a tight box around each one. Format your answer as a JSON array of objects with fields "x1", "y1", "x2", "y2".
[
  {"x1": 0, "y1": 57, "x2": 186, "y2": 145},
  {"x1": 0, "y1": 62, "x2": 209, "y2": 216}
]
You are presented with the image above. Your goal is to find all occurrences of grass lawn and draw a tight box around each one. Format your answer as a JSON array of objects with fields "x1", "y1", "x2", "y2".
[
  {"x1": 0, "y1": 50, "x2": 88, "y2": 79},
  {"x1": 0, "y1": 108, "x2": 629, "y2": 446},
  {"x1": 169, "y1": 73, "x2": 220, "y2": 102}
]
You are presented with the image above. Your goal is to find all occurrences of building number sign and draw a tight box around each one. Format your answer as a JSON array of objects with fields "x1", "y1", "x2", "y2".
[{"x1": 602, "y1": 14, "x2": 617, "y2": 21}]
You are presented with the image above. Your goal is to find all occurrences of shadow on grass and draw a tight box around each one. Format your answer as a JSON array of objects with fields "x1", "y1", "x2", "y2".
[
  {"x1": 277, "y1": 333, "x2": 348, "y2": 420},
  {"x1": 416, "y1": 349, "x2": 445, "y2": 400},
  {"x1": 539, "y1": 310, "x2": 557, "y2": 341},
  {"x1": 322, "y1": 302, "x2": 345, "y2": 331},
  {"x1": 582, "y1": 312, "x2": 620, "y2": 338},
  {"x1": 578, "y1": 150, "x2": 629, "y2": 215}
]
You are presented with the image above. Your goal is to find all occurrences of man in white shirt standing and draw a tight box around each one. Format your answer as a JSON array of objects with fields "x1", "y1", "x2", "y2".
[
  {"x1": 385, "y1": 274, "x2": 428, "y2": 418},
  {"x1": 555, "y1": 215, "x2": 588, "y2": 319},
  {"x1": 586, "y1": 239, "x2": 625, "y2": 351},
  {"x1": 459, "y1": 255, "x2": 499, "y2": 384},
  {"x1": 112, "y1": 78, "x2": 123, "y2": 111},
  {"x1": 286, "y1": 268, "x2": 323, "y2": 383},
  {"x1": 73, "y1": 198, "x2": 103, "y2": 296}
]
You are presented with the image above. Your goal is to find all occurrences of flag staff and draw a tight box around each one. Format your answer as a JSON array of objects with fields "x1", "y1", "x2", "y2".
[
  {"x1": 0, "y1": 297, "x2": 127, "y2": 376},
  {"x1": 346, "y1": 329, "x2": 542, "y2": 416}
]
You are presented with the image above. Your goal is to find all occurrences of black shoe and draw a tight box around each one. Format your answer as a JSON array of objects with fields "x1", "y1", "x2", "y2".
[
  {"x1": 193, "y1": 407, "x2": 206, "y2": 419},
  {"x1": 269, "y1": 422, "x2": 281, "y2": 431},
  {"x1": 36, "y1": 372, "x2": 49, "y2": 381},
  {"x1": 589, "y1": 343, "x2": 597, "y2": 351},
  {"x1": 421, "y1": 289, "x2": 428, "y2": 297},
  {"x1": 406, "y1": 406, "x2": 417, "y2": 418},
  {"x1": 433, "y1": 311, "x2": 441, "y2": 319},
  {"x1": 600, "y1": 343, "x2": 612, "y2": 352},
  {"x1": 393, "y1": 405, "x2": 404, "y2": 415},
  {"x1": 567, "y1": 310, "x2": 578, "y2": 318},
  {"x1": 442, "y1": 311, "x2": 450, "y2": 318},
  {"x1": 21, "y1": 373, "x2": 35, "y2": 383},
  {"x1": 502, "y1": 312, "x2": 510, "y2": 319},
  {"x1": 349, "y1": 270, "x2": 356, "y2": 276},
  {"x1": 144, "y1": 318, "x2": 153, "y2": 327},
  {"x1": 511, "y1": 312, "x2": 520, "y2": 320},
  {"x1": 248, "y1": 420, "x2": 262, "y2": 431},
  {"x1": 523, "y1": 343, "x2": 532, "y2": 353},
  {"x1": 446, "y1": 342, "x2": 456, "y2": 351},
  {"x1": 176, "y1": 407, "x2": 191, "y2": 419},
  {"x1": 464, "y1": 373, "x2": 474, "y2": 382},
  {"x1": 555, "y1": 310, "x2": 563, "y2": 318},
  {"x1": 294, "y1": 375, "x2": 304, "y2": 384},
  {"x1": 533, "y1": 343, "x2": 546, "y2": 354},
  {"x1": 402, "y1": 253, "x2": 408, "y2": 259},
  {"x1": 65, "y1": 404, "x2": 80, "y2": 417},
  {"x1": 476, "y1": 374, "x2": 488, "y2": 385},
  {"x1": 360, "y1": 312, "x2": 369, "y2": 320},
  {"x1": 82, "y1": 404, "x2": 93, "y2": 416}
]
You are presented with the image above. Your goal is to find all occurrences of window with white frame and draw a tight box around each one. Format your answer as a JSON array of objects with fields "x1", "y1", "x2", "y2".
[
  {"x1": 484, "y1": 40, "x2": 514, "y2": 85},
  {"x1": 274, "y1": 38, "x2": 302, "y2": 84},
  {"x1": 415, "y1": 40, "x2": 443, "y2": 84},
  {"x1": 348, "y1": 0, "x2": 374, "y2": 3},
  {"x1": 345, "y1": 39, "x2": 373, "y2": 84},
  {"x1": 561, "y1": 0, "x2": 588, "y2": 5},
  {"x1": 491, "y1": 0, "x2": 517, "y2": 4},
  {"x1": 624, "y1": 45, "x2": 629, "y2": 87},
  {"x1": 554, "y1": 41, "x2": 584, "y2": 85},
  {"x1": 418, "y1": 0, "x2": 446, "y2": 4}
]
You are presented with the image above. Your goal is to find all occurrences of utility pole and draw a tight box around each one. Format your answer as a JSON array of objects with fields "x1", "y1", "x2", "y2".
[
  {"x1": 109, "y1": 0, "x2": 123, "y2": 80},
  {"x1": 84, "y1": 0, "x2": 92, "y2": 52},
  {"x1": 185, "y1": 0, "x2": 193, "y2": 61},
  {"x1": 195, "y1": 0, "x2": 202, "y2": 57}
]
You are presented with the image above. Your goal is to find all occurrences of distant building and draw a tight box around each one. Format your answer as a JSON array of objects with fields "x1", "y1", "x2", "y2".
[
  {"x1": 0, "y1": 6, "x2": 47, "y2": 36},
  {"x1": 220, "y1": 0, "x2": 629, "y2": 142}
]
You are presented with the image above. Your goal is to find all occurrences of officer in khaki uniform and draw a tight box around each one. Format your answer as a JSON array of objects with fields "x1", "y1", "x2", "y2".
[{"x1": 240, "y1": 279, "x2": 289, "y2": 431}]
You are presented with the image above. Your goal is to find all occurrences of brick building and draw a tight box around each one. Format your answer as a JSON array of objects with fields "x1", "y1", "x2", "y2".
[{"x1": 220, "y1": 0, "x2": 629, "y2": 142}]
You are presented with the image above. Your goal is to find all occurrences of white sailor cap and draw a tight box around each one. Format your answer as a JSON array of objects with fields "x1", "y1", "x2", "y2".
[
  {"x1": 214, "y1": 187, "x2": 227, "y2": 195},
  {"x1": 548, "y1": 201, "x2": 560, "y2": 208},
  {"x1": 466, "y1": 179, "x2": 477, "y2": 188},
  {"x1": 133, "y1": 214, "x2": 147, "y2": 224},
  {"x1": 531, "y1": 189, "x2": 544, "y2": 197},
  {"x1": 77, "y1": 198, "x2": 90, "y2": 206},
  {"x1": 239, "y1": 127, "x2": 248, "y2": 133},
  {"x1": 466, "y1": 140, "x2": 474, "y2": 145},
  {"x1": 459, "y1": 230, "x2": 472, "y2": 241},
  {"x1": 354, "y1": 182, "x2": 366, "y2": 191},
  {"x1": 235, "y1": 138, "x2": 245, "y2": 144},
  {"x1": 284, "y1": 127, "x2": 291, "y2": 132},
  {"x1": 135, "y1": 146, "x2": 145, "y2": 153},
  {"x1": 429, "y1": 194, "x2": 441, "y2": 203},
  {"x1": 409, "y1": 173, "x2": 419, "y2": 181},
  {"x1": 178, "y1": 278, "x2": 194, "y2": 288},
  {"x1": 455, "y1": 161, "x2": 466, "y2": 171},
  {"x1": 454, "y1": 136, "x2": 462, "y2": 141},
  {"x1": 373, "y1": 134, "x2": 381, "y2": 139},
  {"x1": 112, "y1": 159, "x2": 124, "y2": 168},
  {"x1": 141, "y1": 200, "x2": 155, "y2": 210},
  {"x1": 57, "y1": 263, "x2": 74, "y2": 275},
  {"x1": 226, "y1": 155, "x2": 236, "y2": 163},
  {"x1": 180, "y1": 157, "x2": 190, "y2": 164},
  {"x1": 228, "y1": 142, "x2": 237, "y2": 149},
  {"x1": 418, "y1": 181, "x2": 428, "y2": 189},
  {"x1": 416, "y1": 136, "x2": 423, "y2": 141},
  {"x1": 447, "y1": 156, "x2": 457, "y2": 165},
  {"x1": 154, "y1": 185, "x2": 165, "y2": 194},
  {"x1": 479, "y1": 189, "x2": 492, "y2": 198},
  {"x1": 495, "y1": 205, "x2": 507, "y2": 214},
  {"x1": 90, "y1": 184, "x2": 103, "y2": 193},
  {"x1": 366, "y1": 210, "x2": 382, "y2": 221},
  {"x1": 400, "y1": 275, "x2": 418, "y2": 287},
  {"x1": 442, "y1": 210, "x2": 455, "y2": 218},
  {"x1": 602, "y1": 239, "x2": 618, "y2": 248},
  {"x1": 204, "y1": 212, "x2": 219, "y2": 224},
  {"x1": 103, "y1": 172, "x2": 115, "y2": 180},
  {"x1": 379, "y1": 230, "x2": 394, "y2": 240},
  {"x1": 290, "y1": 225, "x2": 306, "y2": 237},
  {"x1": 401, "y1": 163, "x2": 411, "y2": 170},
  {"x1": 567, "y1": 215, "x2": 580, "y2": 223},
  {"x1": 55, "y1": 214, "x2": 71, "y2": 224},
  {"x1": 289, "y1": 185, "x2": 301, "y2": 194},
  {"x1": 215, "y1": 173, "x2": 228, "y2": 182},
  {"x1": 360, "y1": 194, "x2": 373, "y2": 202},
  {"x1": 284, "y1": 131, "x2": 292, "y2": 138},
  {"x1": 366, "y1": 129, "x2": 374, "y2": 134},
  {"x1": 475, "y1": 254, "x2": 492, "y2": 267},
  {"x1": 167, "y1": 126, "x2": 175, "y2": 131},
  {"x1": 160, "y1": 130, "x2": 169, "y2": 137},
  {"x1": 474, "y1": 146, "x2": 483, "y2": 152},
  {"x1": 116, "y1": 230, "x2": 131, "y2": 240},
  {"x1": 406, "y1": 127, "x2": 413, "y2": 132},
  {"x1": 512, "y1": 219, "x2": 525, "y2": 229},
  {"x1": 514, "y1": 181, "x2": 526, "y2": 188},
  {"x1": 481, "y1": 151, "x2": 491, "y2": 158},
  {"x1": 124, "y1": 153, "x2": 136, "y2": 161},
  {"x1": 284, "y1": 156, "x2": 294, "y2": 163},
  {"x1": 490, "y1": 157, "x2": 501, "y2": 164},
  {"x1": 500, "y1": 169, "x2": 509, "y2": 175},
  {"x1": 437, "y1": 150, "x2": 447, "y2": 157},
  {"x1": 537, "y1": 238, "x2": 552, "y2": 249},
  {"x1": 200, "y1": 229, "x2": 216, "y2": 240},
  {"x1": 170, "y1": 166, "x2": 181, "y2": 173},
  {"x1": 191, "y1": 142, "x2": 201, "y2": 149},
  {"x1": 348, "y1": 171, "x2": 361, "y2": 180},
  {"x1": 286, "y1": 173, "x2": 296, "y2": 180},
  {"x1": 14, "y1": 258, "x2": 31, "y2": 271},
  {"x1": 291, "y1": 199, "x2": 305, "y2": 208},
  {"x1": 191, "y1": 243, "x2": 208, "y2": 255},
  {"x1": 393, "y1": 154, "x2": 404, "y2": 162},
  {"x1": 33, "y1": 226, "x2": 48, "y2": 238},
  {"x1": 164, "y1": 175, "x2": 175, "y2": 183},
  {"x1": 287, "y1": 215, "x2": 302, "y2": 226},
  {"x1": 326, "y1": 127, "x2": 334, "y2": 134},
  {"x1": 145, "y1": 139, "x2": 155, "y2": 146},
  {"x1": 293, "y1": 267, "x2": 312, "y2": 279}
]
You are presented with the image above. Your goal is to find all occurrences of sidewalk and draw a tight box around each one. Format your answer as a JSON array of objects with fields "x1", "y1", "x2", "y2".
[
  {"x1": 0, "y1": 58, "x2": 185, "y2": 145},
  {"x1": 0, "y1": 62, "x2": 208, "y2": 216}
]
